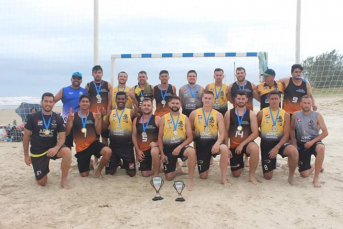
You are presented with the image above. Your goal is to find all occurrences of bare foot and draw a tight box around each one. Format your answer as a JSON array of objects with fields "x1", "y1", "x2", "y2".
[
  {"x1": 176, "y1": 167, "x2": 188, "y2": 176},
  {"x1": 221, "y1": 178, "x2": 230, "y2": 186},
  {"x1": 249, "y1": 176, "x2": 261, "y2": 185},
  {"x1": 210, "y1": 157, "x2": 214, "y2": 165},
  {"x1": 90, "y1": 159, "x2": 95, "y2": 170},
  {"x1": 188, "y1": 181, "x2": 194, "y2": 191},
  {"x1": 61, "y1": 181, "x2": 71, "y2": 190},
  {"x1": 95, "y1": 170, "x2": 104, "y2": 180},
  {"x1": 244, "y1": 157, "x2": 249, "y2": 167},
  {"x1": 288, "y1": 176, "x2": 295, "y2": 185},
  {"x1": 313, "y1": 177, "x2": 322, "y2": 188}
]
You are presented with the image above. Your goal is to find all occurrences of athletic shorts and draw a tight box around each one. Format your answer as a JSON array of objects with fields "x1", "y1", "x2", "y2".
[
  {"x1": 261, "y1": 142, "x2": 291, "y2": 173},
  {"x1": 107, "y1": 145, "x2": 135, "y2": 171},
  {"x1": 64, "y1": 129, "x2": 74, "y2": 148},
  {"x1": 196, "y1": 141, "x2": 220, "y2": 174},
  {"x1": 138, "y1": 149, "x2": 153, "y2": 171},
  {"x1": 75, "y1": 140, "x2": 106, "y2": 173},
  {"x1": 101, "y1": 129, "x2": 109, "y2": 138},
  {"x1": 298, "y1": 141, "x2": 324, "y2": 172},
  {"x1": 229, "y1": 142, "x2": 254, "y2": 172},
  {"x1": 30, "y1": 146, "x2": 66, "y2": 180},
  {"x1": 163, "y1": 145, "x2": 191, "y2": 174}
]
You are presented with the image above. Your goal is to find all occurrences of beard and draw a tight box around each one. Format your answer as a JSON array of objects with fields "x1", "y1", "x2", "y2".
[
  {"x1": 143, "y1": 110, "x2": 152, "y2": 115},
  {"x1": 170, "y1": 107, "x2": 180, "y2": 112},
  {"x1": 237, "y1": 103, "x2": 246, "y2": 108}
]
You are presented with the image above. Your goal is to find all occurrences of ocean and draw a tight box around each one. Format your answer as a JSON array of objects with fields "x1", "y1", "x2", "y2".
[{"x1": 0, "y1": 96, "x2": 62, "y2": 109}]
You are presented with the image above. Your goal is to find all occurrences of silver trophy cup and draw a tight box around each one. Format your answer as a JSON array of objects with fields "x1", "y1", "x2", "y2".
[
  {"x1": 150, "y1": 176, "x2": 164, "y2": 201},
  {"x1": 173, "y1": 181, "x2": 185, "y2": 202}
]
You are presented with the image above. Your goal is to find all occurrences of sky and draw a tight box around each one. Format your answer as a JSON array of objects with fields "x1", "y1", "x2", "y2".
[{"x1": 0, "y1": 0, "x2": 342, "y2": 96}]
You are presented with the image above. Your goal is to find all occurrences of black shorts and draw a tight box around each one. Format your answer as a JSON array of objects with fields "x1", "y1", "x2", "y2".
[
  {"x1": 139, "y1": 149, "x2": 153, "y2": 171},
  {"x1": 30, "y1": 146, "x2": 66, "y2": 180},
  {"x1": 101, "y1": 129, "x2": 109, "y2": 138},
  {"x1": 64, "y1": 130, "x2": 74, "y2": 148},
  {"x1": 75, "y1": 140, "x2": 106, "y2": 173},
  {"x1": 229, "y1": 142, "x2": 253, "y2": 172},
  {"x1": 163, "y1": 145, "x2": 191, "y2": 174},
  {"x1": 298, "y1": 141, "x2": 324, "y2": 172},
  {"x1": 261, "y1": 142, "x2": 291, "y2": 173},
  {"x1": 196, "y1": 141, "x2": 220, "y2": 174},
  {"x1": 107, "y1": 145, "x2": 136, "y2": 171}
]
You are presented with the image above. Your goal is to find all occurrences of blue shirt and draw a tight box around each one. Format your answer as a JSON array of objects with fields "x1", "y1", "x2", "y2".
[{"x1": 61, "y1": 86, "x2": 87, "y2": 122}]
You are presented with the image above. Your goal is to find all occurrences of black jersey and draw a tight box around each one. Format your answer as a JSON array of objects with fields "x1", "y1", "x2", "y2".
[
  {"x1": 136, "y1": 115, "x2": 158, "y2": 151},
  {"x1": 283, "y1": 77, "x2": 307, "y2": 114},
  {"x1": 87, "y1": 80, "x2": 109, "y2": 113},
  {"x1": 231, "y1": 81, "x2": 254, "y2": 111},
  {"x1": 228, "y1": 108, "x2": 252, "y2": 148},
  {"x1": 153, "y1": 84, "x2": 175, "y2": 117}
]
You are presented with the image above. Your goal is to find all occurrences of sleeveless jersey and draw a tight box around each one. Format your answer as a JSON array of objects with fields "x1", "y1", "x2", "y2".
[
  {"x1": 257, "y1": 81, "x2": 284, "y2": 110},
  {"x1": 72, "y1": 112, "x2": 98, "y2": 152},
  {"x1": 111, "y1": 85, "x2": 133, "y2": 109},
  {"x1": 180, "y1": 84, "x2": 203, "y2": 117},
  {"x1": 61, "y1": 86, "x2": 87, "y2": 122},
  {"x1": 136, "y1": 115, "x2": 159, "y2": 151},
  {"x1": 154, "y1": 84, "x2": 175, "y2": 117},
  {"x1": 193, "y1": 108, "x2": 218, "y2": 147},
  {"x1": 294, "y1": 110, "x2": 320, "y2": 144},
  {"x1": 109, "y1": 108, "x2": 132, "y2": 147},
  {"x1": 134, "y1": 85, "x2": 153, "y2": 109},
  {"x1": 260, "y1": 107, "x2": 286, "y2": 147},
  {"x1": 87, "y1": 81, "x2": 109, "y2": 113},
  {"x1": 282, "y1": 77, "x2": 307, "y2": 114},
  {"x1": 162, "y1": 112, "x2": 186, "y2": 150},
  {"x1": 207, "y1": 82, "x2": 228, "y2": 116},
  {"x1": 231, "y1": 81, "x2": 254, "y2": 111},
  {"x1": 228, "y1": 108, "x2": 252, "y2": 148}
]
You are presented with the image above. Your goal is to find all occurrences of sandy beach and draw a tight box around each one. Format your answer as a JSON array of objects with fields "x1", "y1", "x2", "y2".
[{"x1": 0, "y1": 97, "x2": 343, "y2": 229}]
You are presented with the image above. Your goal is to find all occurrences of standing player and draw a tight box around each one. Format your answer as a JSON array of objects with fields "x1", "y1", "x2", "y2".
[
  {"x1": 257, "y1": 90, "x2": 299, "y2": 184},
  {"x1": 189, "y1": 91, "x2": 230, "y2": 185},
  {"x1": 132, "y1": 98, "x2": 161, "y2": 177},
  {"x1": 291, "y1": 95, "x2": 328, "y2": 188},
  {"x1": 85, "y1": 65, "x2": 113, "y2": 145},
  {"x1": 54, "y1": 71, "x2": 87, "y2": 148},
  {"x1": 23, "y1": 92, "x2": 72, "y2": 189},
  {"x1": 228, "y1": 67, "x2": 259, "y2": 111},
  {"x1": 224, "y1": 90, "x2": 260, "y2": 184},
  {"x1": 179, "y1": 70, "x2": 204, "y2": 117},
  {"x1": 158, "y1": 96, "x2": 196, "y2": 191},
  {"x1": 154, "y1": 70, "x2": 177, "y2": 117},
  {"x1": 104, "y1": 91, "x2": 137, "y2": 177},
  {"x1": 205, "y1": 68, "x2": 229, "y2": 116},
  {"x1": 256, "y1": 69, "x2": 284, "y2": 110},
  {"x1": 279, "y1": 64, "x2": 317, "y2": 116},
  {"x1": 65, "y1": 95, "x2": 112, "y2": 179},
  {"x1": 111, "y1": 71, "x2": 137, "y2": 110},
  {"x1": 130, "y1": 71, "x2": 154, "y2": 111}
]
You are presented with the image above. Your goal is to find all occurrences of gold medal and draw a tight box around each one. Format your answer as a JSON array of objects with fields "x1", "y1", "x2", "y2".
[
  {"x1": 44, "y1": 129, "x2": 50, "y2": 136},
  {"x1": 81, "y1": 128, "x2": 87, "y2": 133},
  {"x1": 190, "y1": 98, "x2": 195, "y2": 103},
  {"x1": 140, "y1": 97, "x2": 144, "y2": 101},
  {"x1": 96, "y1": 94, "x2": 101, "y2": 99},
  {"x1": 161, "y1": 100, "x2": 166, "y2": 105},
  {"x1": 142, "y1": 132, "x2": 147, "y2": 138},
  {"x1": 173, "y1": 130, "x2": 178, "y2": 136},
  {"x1": 237, "y1": 126, "x2": 243, "y2": 131}
]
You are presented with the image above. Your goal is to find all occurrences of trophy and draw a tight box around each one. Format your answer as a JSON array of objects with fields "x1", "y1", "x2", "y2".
[
  {"x1": 173, "y1": 181, "x2": 185, "y2": 202},
  {"x1": 150, "y1": 176, "x2": 164, "y2": 201}
]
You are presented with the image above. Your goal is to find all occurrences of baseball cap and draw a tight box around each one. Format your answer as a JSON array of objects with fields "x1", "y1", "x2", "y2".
[
  {"x1": 72, "y1": 72, "x2": 82, "y2": 78},
  {"x1": 263, "y1": 69, "x2": 275, "y2": 77}
]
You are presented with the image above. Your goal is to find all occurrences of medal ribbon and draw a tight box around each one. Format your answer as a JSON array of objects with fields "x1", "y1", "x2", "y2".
[
  {"x1": 160, "y1": 84, "x2": 169, "y2": 101},
  {"x1": 238, "y1": 80, "x2": 246, "y2": 90},
  {"x1": 142, "y1": 115, "x2": 153, "y2": 133},
  {"x1": 79, "y1": 111, "x2": 89, "y2": 129},
  {"x1": 187, "y1": 85, "x2": 196, "y2": 98},
  {"x1": 202, "y1": 108, "x2": 212, "y2": 129},
  {"x1": 119, "y1": 86, "x2": 126, "y2": 92},
  {"x1": 269, "y1": 107, "x2": 280, "y2": 127},
  {"x1": 93, "y1": 81, "x2": 103, "y2": 95},
  {"x1": 236, "y1": 107, "x2": 246, "y2": 128},
  {"x1": 140, "y1": 91, "x2": 144, "y2": 99},
  {"x1": 170, "y1": 113, "x2": 180, "y2": 133},
  {"x1": 116, "y1": 108, "x2": 126, "y2": 125},
  {"x1": 214, "y1": 85, "x2": 222, "y2": 101},
  {"x1": 41, "y1": 111, "x2": 53, "y2": 130}
]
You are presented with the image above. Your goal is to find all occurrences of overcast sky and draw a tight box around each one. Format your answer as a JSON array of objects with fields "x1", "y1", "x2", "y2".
[{"x1": 0, "y1": 0, "x2": 342, "y2": 96}]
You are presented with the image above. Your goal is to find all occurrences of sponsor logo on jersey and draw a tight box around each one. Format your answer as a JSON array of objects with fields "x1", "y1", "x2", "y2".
[
  {"x1": 38, "y1": 120, "x2": 43, "y2": 126},
  {"x1": 129, "y1": 163, "x2": 135, "y2": 169}
]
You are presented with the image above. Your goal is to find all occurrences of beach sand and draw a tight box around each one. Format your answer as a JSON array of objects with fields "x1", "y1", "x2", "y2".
[{"x1": 0, "y1": 98, "x2": 343, "y2": 229}]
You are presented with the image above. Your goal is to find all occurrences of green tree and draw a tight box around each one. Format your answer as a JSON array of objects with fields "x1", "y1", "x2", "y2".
[{"x1": 302, "y1": 49, "x2": 343, "y2": 88}]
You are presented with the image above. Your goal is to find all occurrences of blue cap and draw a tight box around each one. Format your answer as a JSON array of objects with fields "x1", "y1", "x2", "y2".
[
  {"x1": 72, "y1": 72, "x2": 82, "y2": 78},
  {"x1": 263, "y1": 69, "x2": 275, "y2": 77}
]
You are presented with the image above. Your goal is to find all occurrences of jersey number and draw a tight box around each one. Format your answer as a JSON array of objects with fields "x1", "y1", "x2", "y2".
[
  {"x1": 235, "y1": 131, "x2": 244, "y2": 138},
  {"x1": 292, "y1": 97, "x2": 298, "y2": 103}
]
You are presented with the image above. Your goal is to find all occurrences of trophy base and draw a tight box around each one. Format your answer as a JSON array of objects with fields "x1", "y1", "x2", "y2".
[
  {"x1": 152, "y1": 196, "x2": 164, "y2": 201},
  {"x1": 175, "y1": 197, "x2": 185, "y2": 202}
]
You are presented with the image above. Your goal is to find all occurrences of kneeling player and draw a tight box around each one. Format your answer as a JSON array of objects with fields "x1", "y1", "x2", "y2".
[
  {"x1": 158, "y1": 96, "x2": 196, "y2": 191},
  {"x1": 189, "y1": 91, "x2": 230, "y2": 184},
  {"x1": 132, "y1": 98, "x2": 161, "y2": 177},
  {"x1": 257, "y1": 90, "x2": 298, "y2": 185},
  {"x1": 66, "y1": 95, "x2": 112, "y2": 179},
  {"x1": 224, "y1": 90, "x2": 260, "y2": 184},
  {"x1": 291, "y1": 95, "x2": 328, "y2": 188}
]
